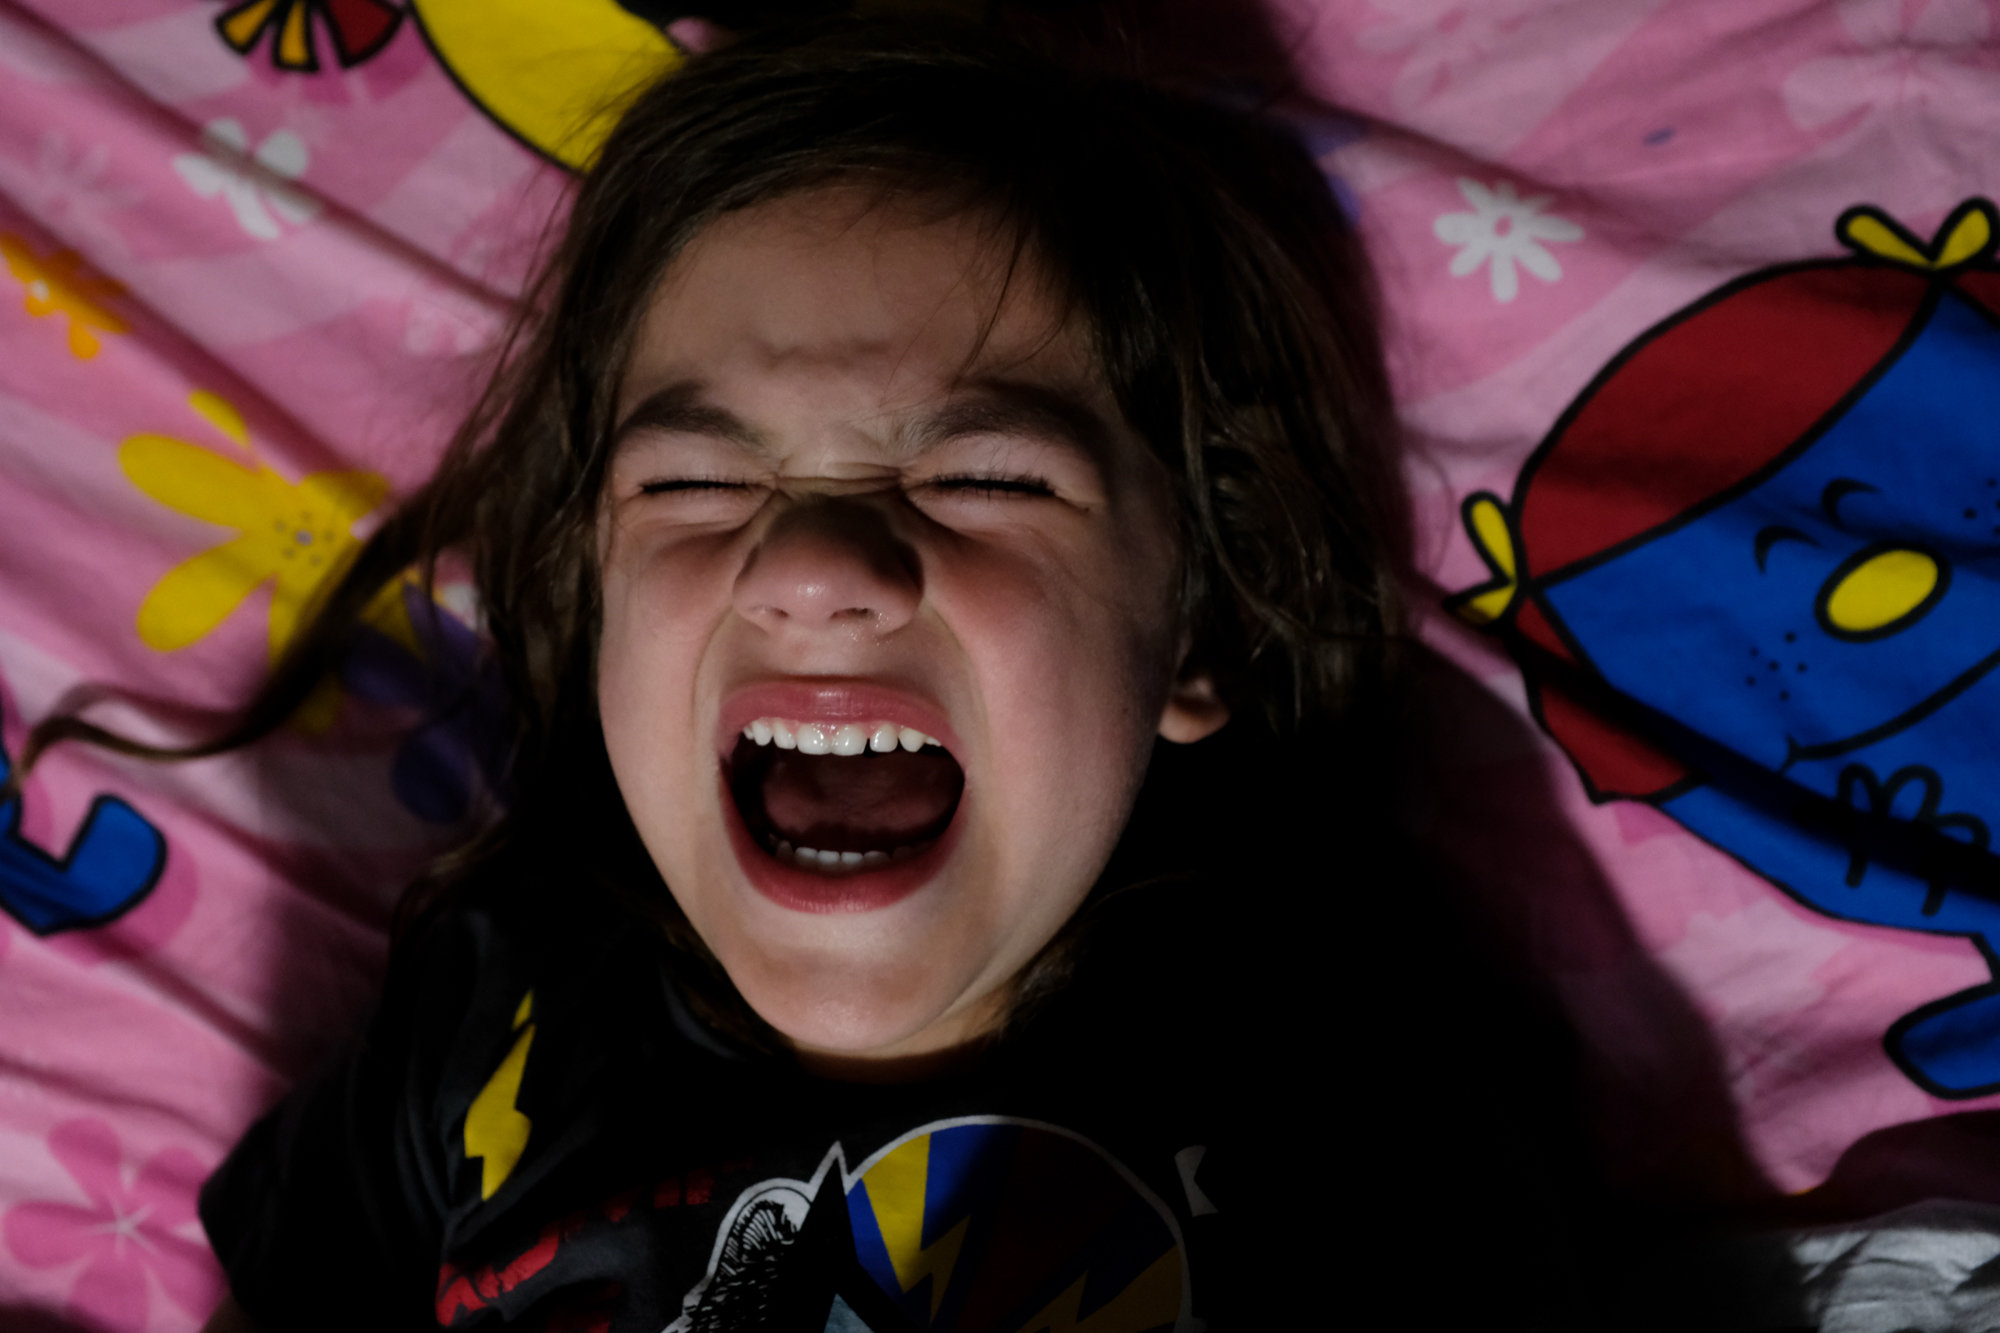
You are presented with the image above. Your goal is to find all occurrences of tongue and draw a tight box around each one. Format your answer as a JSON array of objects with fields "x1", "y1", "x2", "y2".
[{"x1": 760, "y1": 750, "x2": 963, "y2": 851}]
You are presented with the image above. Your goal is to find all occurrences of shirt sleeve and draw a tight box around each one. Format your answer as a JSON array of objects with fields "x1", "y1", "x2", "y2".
[{"x1": 198, "y1": 907, "x2": 486, "y2": 1332}]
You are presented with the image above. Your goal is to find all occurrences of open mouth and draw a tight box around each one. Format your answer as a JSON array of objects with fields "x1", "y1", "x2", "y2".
[{"x1": 727, "y1": 718, "x2": 965, "y2": 875}]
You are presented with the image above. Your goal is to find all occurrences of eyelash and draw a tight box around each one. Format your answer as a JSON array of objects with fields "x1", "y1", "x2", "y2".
[
  {"x1": 923, "y1": 473, "x2": 1054, "y2": 498},
  {"x1": 633, "y1": 474, "x2": 1054, "y2": 500},
  {"x1": 637, "y1": 478, "x2": 749, "y2": 496}
]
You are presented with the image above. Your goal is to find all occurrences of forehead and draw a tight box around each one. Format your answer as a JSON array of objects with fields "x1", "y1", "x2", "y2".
[{"x1": 619, "y1": 185, "x2": 1105, "y2": 426}]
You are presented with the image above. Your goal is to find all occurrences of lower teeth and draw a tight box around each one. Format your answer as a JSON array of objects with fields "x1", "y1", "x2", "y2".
[{"x1": 769, "y1": 838, "x2": 917, "y2": 872}]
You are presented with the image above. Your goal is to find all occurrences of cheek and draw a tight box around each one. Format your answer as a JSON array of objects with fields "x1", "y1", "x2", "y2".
[
  {"x1": 594, "y1": 614, "x2": 683, "y2": 827},
  {"x1": 595, "y1": 563, "x2": 664, "y2": 743},
  {"x1": 594, "y1": 533, "x2": 739, "y2": 786},
  {"x1": 943, "y1": 536, "x2": 1179, "y2": 778},
  {"x1": 601, "y1": 525, "x2": 741, "y2": 647},
  {"x1": 1060, "y1": 515, "x2": 1186, "y2": 712}
]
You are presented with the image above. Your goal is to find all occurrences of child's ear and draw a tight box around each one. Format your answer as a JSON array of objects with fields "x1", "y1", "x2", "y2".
[{"x1": 1158, "y1": 668, "x2": 1229, "y2": 744}]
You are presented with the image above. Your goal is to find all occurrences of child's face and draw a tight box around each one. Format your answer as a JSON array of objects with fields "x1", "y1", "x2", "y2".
[{"x1": 598, "y1": 186, "x2": 1226, "y2": 1066}]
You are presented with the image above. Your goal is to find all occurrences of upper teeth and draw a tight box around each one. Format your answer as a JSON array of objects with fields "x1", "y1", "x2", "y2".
[{"x1": 741, "y1": 718, "x2": 941, "y2": 755}]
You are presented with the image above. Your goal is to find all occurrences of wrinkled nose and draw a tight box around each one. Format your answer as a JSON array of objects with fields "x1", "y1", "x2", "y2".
[{"x1": 733, "y1": 500, "x2": 919, "y2": 636}]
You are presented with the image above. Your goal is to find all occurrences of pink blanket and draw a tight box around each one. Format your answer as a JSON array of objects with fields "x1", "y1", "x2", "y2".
[{"x1": 0, "y1": 2, "x2": 1995, "y2": 1327}]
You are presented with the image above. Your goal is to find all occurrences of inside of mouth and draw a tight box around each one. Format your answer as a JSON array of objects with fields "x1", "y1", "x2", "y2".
[{"x1": 728, "y1": 736, "x2": 964, "y2": 867}]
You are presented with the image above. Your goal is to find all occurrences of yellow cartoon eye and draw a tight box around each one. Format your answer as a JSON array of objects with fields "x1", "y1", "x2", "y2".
[{"x1": 1816, "y1": 544, "x2": 1947, "y2": 640}]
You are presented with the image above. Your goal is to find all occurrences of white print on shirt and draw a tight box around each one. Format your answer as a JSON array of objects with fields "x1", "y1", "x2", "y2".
[{"x1": 667, "y1": 1116, "x2": 1194, "y2": 1333}]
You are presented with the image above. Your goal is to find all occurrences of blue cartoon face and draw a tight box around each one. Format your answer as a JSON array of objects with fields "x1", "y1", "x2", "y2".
[
  {"x1": 1457, "y1": 202, "x2": 2000, "y2": 1097},
  {"x1": 1540, "y1": 288, "x2": 2000, "y2": 807}
]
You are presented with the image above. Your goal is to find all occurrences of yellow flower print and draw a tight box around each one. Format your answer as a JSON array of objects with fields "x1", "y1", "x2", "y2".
[
  {"x1": 0, "y1": 233, "x2": 128, "y2": 359},
  {"x1": 121, "y1": 391, "x2": 401, "y2": 731}
]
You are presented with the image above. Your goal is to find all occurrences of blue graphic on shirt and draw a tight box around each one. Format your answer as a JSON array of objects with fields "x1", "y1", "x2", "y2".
[
  {"x1": 669, "y1": 1117, "x2": 1189, "y2": 1332},
  {"x1": 845, "y1": 1120, "x2": 1183, "y2": 1332}
]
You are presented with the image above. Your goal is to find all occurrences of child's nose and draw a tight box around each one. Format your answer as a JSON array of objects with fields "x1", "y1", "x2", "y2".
[{"x1": 732, "y1": 498, "x2": 919, "y2": 636}]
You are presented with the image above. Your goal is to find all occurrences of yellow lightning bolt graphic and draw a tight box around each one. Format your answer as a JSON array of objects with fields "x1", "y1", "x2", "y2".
[
  {"x1": 1012, "y1": 1248, "x2": 1182, "y2": 1333},
  {"x1": 464, "y1": 990, "x2": 535, "y2": 1201},
  {"x1": 865, "y1": 1135, "x2": 970, "y2": 1323}
]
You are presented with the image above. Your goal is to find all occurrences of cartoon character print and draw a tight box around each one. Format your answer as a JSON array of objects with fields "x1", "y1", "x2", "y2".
[
  {"x1": 379, "y1": 2, "x2": 950, "y2": 168},
  {"x1": 671, "y1": 1119, "x2": 1190, "y2": 1333},
  {"x1": 0, "y1": 699, "x2": 166, "y2": 936},
  {"x1": 215, "y1": 1, "x2": 845, "y2": 168},
  {"x1": 1449, "y1": 198, "x2": 2000, "y2": 1098},
  {"x1": 214, "y1": 0, "x2": 405, "y2": 72}
]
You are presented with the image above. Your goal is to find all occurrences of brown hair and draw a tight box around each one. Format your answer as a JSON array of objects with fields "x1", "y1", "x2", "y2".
[{"x1": 23, "y1": 17, "x2": 1406, "y2": 1043}]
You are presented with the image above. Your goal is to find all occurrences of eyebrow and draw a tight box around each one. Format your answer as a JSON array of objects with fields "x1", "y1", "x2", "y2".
[
  {"x1": 614, "y1": 382, "x2": 773, "y2": 456},
  {"x1": 1754, "y1": 523, "x2": 1821, "y2": 572},
  {"x1": 611, "y1": 378, "x2": 1117, "y2": 462},
  {"x1": 904, "y1": 381, "x2": 1116, "y2": 462},
  {"x1": 1821, "y1": 477, "x2": 1879, "y2": 530}
]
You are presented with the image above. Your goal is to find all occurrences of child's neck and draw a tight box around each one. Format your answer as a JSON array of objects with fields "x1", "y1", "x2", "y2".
[
  {"x1": 787, "y1": 990, "x2": 1006, "y2": 1083},
  {"x1": 791, "y1": 1034, "x2": 994, "y2": 1084}
]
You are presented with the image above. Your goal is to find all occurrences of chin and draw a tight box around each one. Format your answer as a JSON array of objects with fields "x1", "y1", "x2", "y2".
[{"x1": 738, "y1": 959, "x2": 982, "y2": 1062}]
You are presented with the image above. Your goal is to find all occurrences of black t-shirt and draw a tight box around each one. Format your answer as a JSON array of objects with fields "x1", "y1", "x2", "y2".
[
  {"x1": 201, "y1": 868, "x2": 1302, "y2": 1333},
  {"x1": 200, "y1": 731, "x2": 1607, "y2": 1331}
]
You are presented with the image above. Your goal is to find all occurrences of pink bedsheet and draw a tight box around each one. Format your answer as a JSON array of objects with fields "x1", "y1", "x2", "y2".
[{"x1": 0, "y1": 2, "x2": 1995, "y2": 1328}]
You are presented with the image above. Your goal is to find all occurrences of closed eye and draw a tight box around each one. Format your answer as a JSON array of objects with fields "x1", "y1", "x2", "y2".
[
  {"x1": 919, "y1": 473, "x2": 1055, "y2": 498},
  {"x1": 638, "y1": 477, "x2": 753, "y2": 495}
]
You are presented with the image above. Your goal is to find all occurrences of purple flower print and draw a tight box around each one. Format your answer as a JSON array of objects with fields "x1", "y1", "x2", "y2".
[
  {"x1": 3, "y1": 1119, "x2": 224, "y2": 1332},
  {"x1": 341, "y1": 582, "x2": 512, "y2": 824}
]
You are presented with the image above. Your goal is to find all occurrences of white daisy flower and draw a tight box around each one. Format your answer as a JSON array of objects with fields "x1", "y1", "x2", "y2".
[
  {"x1": 172, "y1": 118, "x2": 320, "y2": 242},
  {"x1": 1433, "y1": 177, "x2": 1583, "y2": 304}
]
